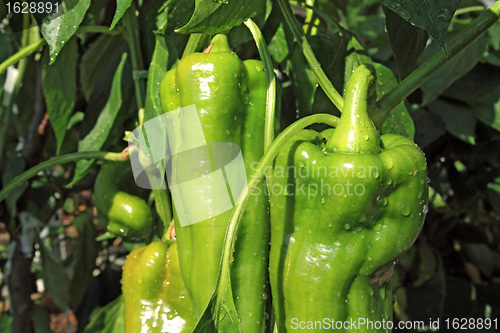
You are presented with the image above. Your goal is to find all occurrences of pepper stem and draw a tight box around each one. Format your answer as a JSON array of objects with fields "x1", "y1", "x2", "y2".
[
  {"x1": 326, "y1": 64, "x2": 380, "y2": 153},
  {"x1": 208, "y1": 34, "x2": 231, "y2": 53}
]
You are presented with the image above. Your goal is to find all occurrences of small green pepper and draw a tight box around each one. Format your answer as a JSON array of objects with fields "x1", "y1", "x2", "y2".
[
  {"x1": 93, "y1": 162, "x2": 152, "y2": 239},
  {"x1": 122, "y1": 241, "x2": 197, "y2": 333},
  {"x1": 269, "y1": 65, "x2": 428, "y2": 332}
]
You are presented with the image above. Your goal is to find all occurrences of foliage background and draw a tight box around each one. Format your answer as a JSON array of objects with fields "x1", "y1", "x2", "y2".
[{"x1": 0, "y1": 0, "x2": 499, "y2": 332}]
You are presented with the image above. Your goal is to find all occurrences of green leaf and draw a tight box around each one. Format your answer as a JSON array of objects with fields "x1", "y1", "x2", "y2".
[
  {"x1": 442, "y1": 63, "x2": 500, "y2": 106},
  {"x1": 68, "y1": 210, "x2": 97, "y2": 310},
  {"x1": 473, "y1": 103, "x2": 500, "y2": 132},
  {"x1": 475, "y1": 283, "x2": 500, "y2": 319},
  {"x1": 379, "y1": 0, "x2": 458, "y2": 50},
  {"x1": 41, "y1": 0, "x2": 91, "y2": 64},
  {"x1": 42, "y1": 37, "x2": 77, "y2": 155},
  {"x1": 413, "y1": 109, "x2": 445, "y2": 147},
  {"x1": 177, "y1": 0, "x2": 266, "y2": 35},
  {"x1": 344, "y1": 37, "x2": 371, "y2": 90},
  {"x1": 144, "y1": 35, "x2": 177, "y2": 122},
  {"x1": 80, "y1": 34, "x2": 124, "y2": 100},
  {"x1": 308, "y1": 33, "x2": 349, "y2": 118},
  {"x1": 140, "y1": 0, "x2": 194, "y2": 36},
  {"x1": 487, "y1": 20, "x2": 500, "y2": 51},
  {"x1": 346, "y1": 0, "x2": 381, "y2": 27},
  {"x1": 487, "y1": 177, "x2": 500, "y2": 216},
  {"x1": 291, "y1": 46, "x2": 318, "y2": 118},
  {"x1": 38, "y1": 237, "x2": 71, "y2": 311},
  {"x1": 193, "y1": 279, "x2": 240, "y2": 332},
  {"x1": 380, "y1": 104, "x2": 415, "y2": 139},
  {"x1": 0, "y1": 313, "x2": 12, "y2": 333},
  {"x1": 463, "y1": 243, "x2": 495, "y2": 277},
  {"x1": 293, "y1": 33, "x2": 349, "y2": 120},
  {"x1": 383, "y1": 6, "x2": 428, "y2": 79},
  {"x1": 0, "y1": 1, "x2": 6, "y2": 22},
  {"x1": 67, "y1": 111, "x2": 85, "y2": 130},
  {"x1": 407, "y1": 249, "x2": 445, "y2": 321},
  {"x1": 32, "y1": 304, "x2": 51, "y2": 333},
  {"x1": 331, "y1": 0, "x2": 349, "y2": 13},
  {"x1": 420, "y1": 33, "x2": 488, "y2": 106},
  {"x1": 82, "y1": 296, "x2": 125, "y2": 333},
  {"x1": 428, "y1": 186, "x2": 446, "y2": 209},
  {"x1": 0, "y1": 33, "x2": 12, "y2": 65},
  {"x1": 71, "y1": 53, "x2": 130, "y2": 186},
  {"x1": 110, "y1": 0, "x2": 133, "y2": 30},
  {"x1": 267, "y1": 23, "x2": 288, "y2": 63},
  {"x1": 442, "y1": 276, "x2": 477, "y2": 319},
  {"x1": 373, "y1": 63, "x2": 415, "y2": 139},
  {"x1": 1, "y1": 154, "x2": 26, "y2": 219},
  {"x1": 428, "y1": 99, "x2": 476, "y2": 145},
  {"x1": 142, "y1": 35, "x2": 176, "y2": 227}
]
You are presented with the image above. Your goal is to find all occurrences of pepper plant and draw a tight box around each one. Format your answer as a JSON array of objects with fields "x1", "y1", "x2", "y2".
[{"x1": 0, "y1": 0, "x2": 500, "y2": 332}]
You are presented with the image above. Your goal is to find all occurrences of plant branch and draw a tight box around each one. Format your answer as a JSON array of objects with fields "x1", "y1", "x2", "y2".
[
  {"x1": 123, "y1": 3, "x2": 146, "y2": 110},
  {"x1": 0, "y1": 151, "x2": 128, "y2": 203},
  {"x1": 0, "y1": 39, "x2": 45, "y2": 76},
  {"x1": 8, "y1": 12, "x2": 37, "y2": 333},
  {"x1": 455, "y1": 6, "x2": 486, "y2": 16},
  {"x1": 277, "y1": 0, "x2": 344, "y2": 111},
  {"x1": 372, "y1": 0, "x2": 500, "y2": 128},
  {"x1": 0, "y1": 26, "x2": 123, "y2": 76}
]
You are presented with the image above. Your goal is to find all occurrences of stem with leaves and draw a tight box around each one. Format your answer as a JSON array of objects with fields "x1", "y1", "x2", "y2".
[
  {"x1": 0, "y1": 26, "x2": 122, "y2": 76},
  {"x1": 124, "y1": 3, "x2": 146, "y2": 110},
  {"x1": 0, "y1": 151, "x2": 129, "y2": 203},
  {"x1": 372, "y1": 0, "x2": 500, "y2": 127},
  {"x1": 0, "y1": 17, "x2": 36, "y2": 166},
  {"x1": 0, "y1": 39, "x2": 45, "y2": 75},
  {"x1": 276, "y1": 0, "x2": 344, "y2": 111}
]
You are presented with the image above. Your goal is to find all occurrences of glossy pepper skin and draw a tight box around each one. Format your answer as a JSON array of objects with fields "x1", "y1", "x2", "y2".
[
  {"x1": 160, "y1": 35, "x2": 269, "y2": 332},
  {"x1": 269, "y1": 65, "x2": 428, "y2": 332},
  {"x1": 93, "y1": 162, "x2": 153, "y2": 239},
  {"x1": 122, "y1": 241, "x2": 197, "y2": 333}
]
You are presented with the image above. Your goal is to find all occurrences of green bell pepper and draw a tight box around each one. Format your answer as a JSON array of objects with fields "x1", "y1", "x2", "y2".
[
  {"x1": 122, "y1": 241, "x2": 197, "y2": 333},
  {"x1": 269, "y1": 65, "x2": 428, "y2": 332},
  {"x1": 160, "y1": 34, "x2": 269, "y2": 332},
  {"x1": 93, "y1": 161, "x2": 153, "y2": 239}
]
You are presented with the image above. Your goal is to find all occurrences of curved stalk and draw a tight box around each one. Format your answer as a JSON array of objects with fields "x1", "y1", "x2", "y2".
[
  {"x1": 0, "y1": 151, "x2": 129, "y2": 203},
  {"x1": 276, "y1": 0, "x2": 344, "y2": 111},
  {"x1": 0, "y1": 39, "x2": 45, "y2": 76}
]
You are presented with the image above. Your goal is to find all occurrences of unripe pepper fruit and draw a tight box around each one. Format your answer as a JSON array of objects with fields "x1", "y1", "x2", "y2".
[
  {"x1": 160, "y1": 34, "x2": 270, "y2": 332},
  {"x1": 122, "y1": 241, "x2": 197, "y2": 333},
  {"x1": 269, "y1": 65, "x2": 428, "y2": 332},
  {"x1": 93, "y1": 161, "x2": 153, "y2": 239}
]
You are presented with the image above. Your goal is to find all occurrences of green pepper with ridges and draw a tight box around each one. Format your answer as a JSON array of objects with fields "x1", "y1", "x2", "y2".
[
  {"x1": 269, "y1": 64, "x2": 428, "y2": 332},
  {"x1": 160, "y1": 34, "x2": 270, "y2": 332}
]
